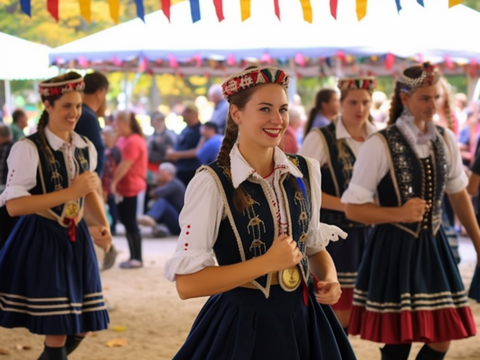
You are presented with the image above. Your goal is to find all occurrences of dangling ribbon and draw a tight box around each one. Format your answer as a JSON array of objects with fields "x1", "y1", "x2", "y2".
[
  {"x1": 330, "y1": 0, "x2": 338, "y2": 19},
  {"x1": 395, "y1": 0, "x2": 401, "y2": 12},
  {"x1": 134, "y1": 0, "x2": 145, "y2": 22},
  {"x1": 161, "y1": 0, "x2": 171, "y2": 22},
  {"x1": 108, "y1": 0, "x2": 119, "y2": 23},
  {"x1": 299, "y1": 0, "x2": 312, "y2": 23},
  {"x1": 47, "y1": 0, "x2": 59, "y2": 21},
  {"x1": 190, "y1": 0, "x2": 201, "y2": 23},
  {"x1": 449, "y1": 0, "x2": 461, "y2": 7},
  {"x1": 79, "y1": 0, "x2": 91, "y2": 23},
  {"x1": 20, "y1": 0, "x2": 31, "y2": 16},
  {"x1": 213, "y1": 0, "x2": 224, "y2": 21},
  {"x1": 240, "y1": 0, "x2": 251, "y2": 21},
  {"x1": 67, "y1": 219, "x2": 77, "y2": 242},
  {"x1": 416, "y1": 0, "x2": 424, "y2": 6},
  {"x1": 356, "y1": 0, "x2": 367, "y2": 21},
  {"x1": 273, "y1": 0, "x2": 280, "y2": 20}
]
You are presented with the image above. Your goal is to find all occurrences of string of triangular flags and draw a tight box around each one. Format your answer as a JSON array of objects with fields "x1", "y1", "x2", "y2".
[{"x1": 19, "y1": 0, "x2": 463, "y2": 24}]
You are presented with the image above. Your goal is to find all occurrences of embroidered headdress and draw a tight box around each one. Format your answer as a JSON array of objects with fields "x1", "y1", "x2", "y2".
[
  {"x1": 398, "y1": 62, "x2": 440, "y2": 94},
  {"x1": 222, "y1": 66, "x2": 289, "y2": 101},
  {"x1": 39, "y1": 72, "x2": 85, "y2": 98},
  {"x1": 337, "y1": 76, "x2": 377, "y2": 92}
]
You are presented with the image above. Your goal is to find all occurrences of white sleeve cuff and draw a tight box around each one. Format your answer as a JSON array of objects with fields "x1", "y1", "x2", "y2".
[
  {"x1": 0, "y1": 185, "x2": 31, "y2": 206},
  {"x1": 306, "y1": 222, "x2": 348, "y2": 256},
  {"x1": 163, "y1": 251, "x2": 216, "y2": 282},
  {"x1": 445, "y1": 172, "x2": 468, "y2": 194},
  {"x1": 341, "y1": 183, "x2": 376, "y2": 204}
]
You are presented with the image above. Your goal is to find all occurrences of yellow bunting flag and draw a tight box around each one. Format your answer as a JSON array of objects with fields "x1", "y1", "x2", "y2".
[
  {"x1": 449, "y1": 0, "x2": 461, "y2": 7},
  {"x1": 299, "y1": 0, "x2": 312, "y2": 23},
  {"x1": 108, "y1": 0, "x2": 120, "y2": 23},
  {"x1": 240, "y1": 0, "x2": 251, "y2": 21},
  {"x1": 356, "y1": 0, "x2": 367, "y2": 21},
  {"x1": 79, "y1": 0, "x2": 91, "y2": 23}
]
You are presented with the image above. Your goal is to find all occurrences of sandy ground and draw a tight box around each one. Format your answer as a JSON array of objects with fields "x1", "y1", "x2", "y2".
[{"x1": 1, "y1": 230, "x2": 480, "y2": 360}]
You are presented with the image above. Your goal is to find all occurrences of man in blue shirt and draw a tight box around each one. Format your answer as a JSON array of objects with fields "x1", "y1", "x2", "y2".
[
  {"x1": 208, "y1": 84, "x2": 229, "y2": 135},
  {"x1": 166, "y1": 101, "x2": 202, "y2": 186},
  {"x1": 197, "y1": 122, "x2": 223, "y2": 165}
]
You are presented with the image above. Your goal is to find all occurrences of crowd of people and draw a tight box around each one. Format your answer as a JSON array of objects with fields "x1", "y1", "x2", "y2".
[{"x1": 0, "y1": 63, "x2": 480, "y2": 359}]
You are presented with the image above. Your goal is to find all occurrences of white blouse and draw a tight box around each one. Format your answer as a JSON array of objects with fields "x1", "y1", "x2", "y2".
[
  {"x1": 341, "y1": 118, "x2": 467, "y2": 205},
  {"x1": 164, "y1": 144, "x2": 346, "y2": 282},
  {"x1": 299, "y1": 117, "x2": 378, "y2": 167},
  {"x1": 0, "y1": 126, "x2": 97, "y2": 207}
]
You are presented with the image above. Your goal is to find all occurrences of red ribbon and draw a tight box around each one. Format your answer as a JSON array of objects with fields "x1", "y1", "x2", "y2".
[
  {"x1": 47, "y1": 0, "x2": 59, "y2": 22},
  {"x1": 273, "y1": 0, "x2": 280, "y2": 20},
  {"x1": 330, "y1": 0, "x2": 338, "y2": 19},
  {"x1": 213, "y1": 0, "x2": 224, "y2": 21},
  {"x1": 302, "y1": 281, "x2": 309, "y2": 306},
  {"x1": 161, "y1": 0, "x2": 171, "y2": 22}
]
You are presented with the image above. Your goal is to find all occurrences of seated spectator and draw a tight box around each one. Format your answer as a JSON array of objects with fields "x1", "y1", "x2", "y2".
[
  {"x1": 208, "y1": 84, "x2": 229, "y2": 134},
  {"x1": 10, "y1": 109, "x2": 27, "y2": 142},
  {"x1": 458, "y1": 103, "x2": 480, "y2": 166},
  {"x1": 101, "y1": 126, "x2": 121, "y2": 236},
  {"x1": 279, "y1": 108, "x2": 301, "y2": 154},
  {"x1": 137, "y1": 162, "x2": 185, "y2": 237},
  {"x1": 147, "y1": 111, "x2": 177, "y2": 172},
  {"x1": 196, "y1": 122, "x2": 223, "y2": 165}
]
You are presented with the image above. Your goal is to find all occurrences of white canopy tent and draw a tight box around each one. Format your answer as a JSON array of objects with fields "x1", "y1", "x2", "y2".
[{"x1": 0, "y1": 32, "x2": 55, "y2": 118}]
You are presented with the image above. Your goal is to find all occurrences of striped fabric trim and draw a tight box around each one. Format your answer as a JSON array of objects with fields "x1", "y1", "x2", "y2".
[
  {"x1": 337, "y1": 272, "x2": 357, "y2": 288},
  {"x1": 353, "y1": 289, "x2": 469, "y2": 313},
  {"x1": 0, "y1": 292, "x2": 106, "y2": 316}
]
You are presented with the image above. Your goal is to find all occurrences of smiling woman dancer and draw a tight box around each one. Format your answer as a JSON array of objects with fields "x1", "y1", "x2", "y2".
[
  {"x1": 0, "y1": 72, "x2": 110, "y2": 360},
  {"x1": 300, "y1": 76, "x2": 377, "y2": 334},
  {"x1": 342, "y1": 63, "x2": 480, "y2": 360},
  {"x1": 164, "y1": 66, "x2": 357, "y2": 360}
]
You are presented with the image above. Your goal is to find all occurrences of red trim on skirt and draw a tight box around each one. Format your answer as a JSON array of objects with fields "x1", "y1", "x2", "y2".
[
  {"x1": 349, "y1": 305, "x2": 477, "y2": 343},
  {"x1": 331, "y1": 288, "x2": 353, "y2": 311}
]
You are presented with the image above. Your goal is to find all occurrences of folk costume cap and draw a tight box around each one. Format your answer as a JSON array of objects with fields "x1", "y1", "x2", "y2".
[
  {"x1": 398, "y1": 62, "x2": 440, "y2": 93},
  {"x1": 39, "y1": 72, "x2": 85, "y2": 98},
  {"x1": 337, "y1": 76, "x2": 377, "y2": 92},
  {"x1": 222, "y1": 66, "x2": 289, "y2": 101}
]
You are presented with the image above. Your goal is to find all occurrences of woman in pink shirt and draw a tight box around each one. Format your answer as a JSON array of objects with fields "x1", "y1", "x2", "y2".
[{"x1": 113, "y1": 111, "x2": 148, "y2": 269}]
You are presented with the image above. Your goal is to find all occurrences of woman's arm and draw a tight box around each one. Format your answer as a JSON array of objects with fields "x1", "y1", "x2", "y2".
[
  {"x1": 322, "y1": 193, "x2": 345, "y2": 212},
  {"x1": 6, "y1": 189, "x2": 75, "y2": 217},
  {"x1": 467, "y1": 173, "x2": 480, "y2": 195},
  {"x1": 309, "y1": 250, "x2": 338, "y2": 282}
]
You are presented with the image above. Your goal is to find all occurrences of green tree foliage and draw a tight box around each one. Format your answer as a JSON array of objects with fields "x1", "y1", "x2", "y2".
[{"x1": 462, "y1": 0, "x2": 480, "y2": 11}]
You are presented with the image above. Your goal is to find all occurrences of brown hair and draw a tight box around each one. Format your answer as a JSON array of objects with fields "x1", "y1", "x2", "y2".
[
  {"x1": 304, "y1": 88, "x2": 336, "y2": 136},
  {"x1": 388, "y1": 62, "x2": 435, "y2": 125},
  {"x1": 38, "y1": 72, "x2": 83, "y2": 164},
  {"x1": 116, "y1": 111, "x2": 144, "y2": 138}
]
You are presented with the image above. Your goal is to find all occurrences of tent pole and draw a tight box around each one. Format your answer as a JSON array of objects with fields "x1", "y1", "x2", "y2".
[
  {"x1": 287, "y1": 59, "x2": 297, "y2": 101},
  {"x1": 470, "y1": 76, "x2": 480, "y2": 101},
  {"x1": 4, "y1": 79, "x2": 11, "y2": 121}
]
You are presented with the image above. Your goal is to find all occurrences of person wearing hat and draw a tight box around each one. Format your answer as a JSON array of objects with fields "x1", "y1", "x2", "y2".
[
  {"x1": 342, "y1": 63, "x2": 479, "y2": 360},
  {"x1": 166, "y1": 101, "x2": 202, "y2": 186},
  {"x1": 300, "y1": 76, "x2": 378, "y2": 335},
  {"x1": 164, "y1": 66, "x2": 356, "y2": 360}
]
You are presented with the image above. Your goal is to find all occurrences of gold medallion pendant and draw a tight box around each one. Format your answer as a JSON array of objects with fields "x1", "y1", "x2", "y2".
[
  {"x1": 279, "y1": 266, "x2": 301, "y2": 292},
  {"x1": 64, "y1": 201, "x2": 80, "y2": 219}
]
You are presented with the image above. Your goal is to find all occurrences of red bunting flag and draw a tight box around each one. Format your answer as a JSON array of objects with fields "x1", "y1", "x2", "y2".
[
  {"x1": 213, "y1": 0, "x2": 224, "y2": 21},
  {"x1": 161, "y1": 0, "x2": 171, "y2": 22},
  {"x1": 330, "y1": 0, "x2": 338, "y2": 19},
  {"x1": 385, "y1": 53, "x2": 394, "y2": 70},
  {"x1": 47, "y1": 0, "x2": 59, "y2": 21},
  {"x1": 273, "y1": 0, "x2": 280, "y2": 20}
]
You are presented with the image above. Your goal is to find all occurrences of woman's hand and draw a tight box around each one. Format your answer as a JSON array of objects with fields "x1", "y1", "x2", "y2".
[
  {"x1": 315, "y1": 280, "x2": 342, "y2": 305},
  {"x1": 397, "y1": 198, "x2": 428, "y2": 223},
  {"x1": 88, "y1": 225, "x2": 112, "y2": 252},
  {"x1": 263, "y1": 234, "x2": 303, "y2": 273},
  {"x1": 70, "y1": 172, "x2": 99, "y2": 199}
]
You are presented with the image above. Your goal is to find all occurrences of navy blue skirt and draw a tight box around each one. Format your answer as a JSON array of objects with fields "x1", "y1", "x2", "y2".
[
  {"x1": 327, "y1": 227, "x2": 370, "y2": 311},
  {"x1": 468, "y1": 266, "x2": 480, "y2": 302},
  {"x1": 0, "y1": 215, "x2": 109, "y2": 335},
  {"x1": 172, "y1": 282, "x2": 356, "y2": 360},
  {"x1": 350, "y1": 224, "x2": 476, "y2": 344}
]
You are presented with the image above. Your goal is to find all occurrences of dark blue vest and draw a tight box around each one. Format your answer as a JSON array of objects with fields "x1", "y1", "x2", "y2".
[
  {"x1": 24, "y1": 132, "x2": 90, "y2": 218},
  {"x1": 204, "y1": 154, "x2": 312, "y2": 298},
  {"x1": 316, "y1": 122, "x2": 366, "y2": 229},
  {"x1": 376, "y1": 125, "x2": 448, "y2": 237}
]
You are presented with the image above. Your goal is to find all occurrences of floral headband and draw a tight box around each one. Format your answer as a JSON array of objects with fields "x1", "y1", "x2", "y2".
[
  {"x1": 398, "y1": 63, "x2": 440, "y2": 94},
  {"x1": 39, "y1": 77, "x2": 85, "y2": 97},
  {"x1": 337, "y1": 76, "x2": 377, "y2": 91},
  {"x1": 222, "y1": 66, "x2": 289, "y2": 101}
]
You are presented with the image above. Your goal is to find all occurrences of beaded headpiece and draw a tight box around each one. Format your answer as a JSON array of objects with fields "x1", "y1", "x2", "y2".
[
  {"x1": 222, "y1": 66, "x2": 289, "y2": 101},
  {"x1": 39, "y1": 75, "x2": 85, "y2": 98},
  {"x1": 398, "y1": 63, "x2": 440, "y2": 94},
  {"x1": 337, "y1": 76, "x2": 377, "y2": 92}
]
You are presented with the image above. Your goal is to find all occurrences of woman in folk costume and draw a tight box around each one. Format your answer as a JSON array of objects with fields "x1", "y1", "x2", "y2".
[
  {"x1": 299, "y1": 76, "x2": 377, "y2": 334},
  {"x1": 164, "y1": 65, "x2": 357, "y2": 360},
  {"x1": 342, "y1": 62, "x2": 480, "y2": 360},
  {"x1": 0, "y1": 72, "x2": 110, "y2": 360}
]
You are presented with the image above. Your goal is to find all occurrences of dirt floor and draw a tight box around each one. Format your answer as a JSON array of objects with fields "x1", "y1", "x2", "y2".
[{"x1": 1, "y1": 233, "x2": 479, "y2": 360}]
